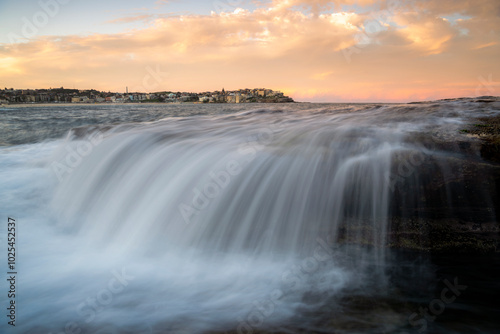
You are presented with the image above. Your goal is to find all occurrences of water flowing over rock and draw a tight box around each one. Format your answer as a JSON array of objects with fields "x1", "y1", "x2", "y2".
[{"x1": 1, "y1": 99, "x2": 499, "y2": 333}]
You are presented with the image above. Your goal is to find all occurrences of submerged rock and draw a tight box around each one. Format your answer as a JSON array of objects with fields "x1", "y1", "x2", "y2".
[
  {"x1": 329, "y1": 101, "x2": 500, "y2": 254},
  {"x1": 389, "y1": 111, "x2": 500, "y2": 254}
]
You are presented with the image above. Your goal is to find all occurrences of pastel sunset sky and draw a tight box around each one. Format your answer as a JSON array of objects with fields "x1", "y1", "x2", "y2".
[{"x1": 0, "y1": 0, "x2": 499, "y2": 102}]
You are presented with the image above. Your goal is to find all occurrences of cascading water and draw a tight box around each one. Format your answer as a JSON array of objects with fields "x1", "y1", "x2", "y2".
[
  {"x1": 1, "y1": 101, "x2": 498, "y2": 333},
  {"x1": 51, "y1": 110, "x2": 396, "y2": 259}
]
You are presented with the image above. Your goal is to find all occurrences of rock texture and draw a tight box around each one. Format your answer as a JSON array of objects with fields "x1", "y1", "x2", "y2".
[{"x1": 389, "y1": 99, "x2": 500, "y2": 254}]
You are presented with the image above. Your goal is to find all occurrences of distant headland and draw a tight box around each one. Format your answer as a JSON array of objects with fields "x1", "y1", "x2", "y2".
[{"x1": 0, "y1": 87, "x2": 294, "y2": 105}]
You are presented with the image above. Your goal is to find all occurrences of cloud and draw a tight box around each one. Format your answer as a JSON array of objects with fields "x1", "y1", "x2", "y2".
[
  {"x1": 473, "y1": 42, "x2": 498, "y2": 50},
  {"x1": 312, "y1": 71, "x2": 335, "y2": 80},
  {"x1": 106, "y1": 14, "x2": 156, "y2": 24},
  {"x1": 0, "y1": 0, "x2": 499, "y2": 101}
]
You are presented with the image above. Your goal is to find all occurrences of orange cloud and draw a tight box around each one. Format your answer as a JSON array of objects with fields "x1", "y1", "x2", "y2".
[{"x1": 0, "y1": 0, "x2": 499, "y2": 102}]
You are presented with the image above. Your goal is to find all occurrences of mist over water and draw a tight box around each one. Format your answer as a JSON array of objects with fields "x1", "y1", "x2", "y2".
[{"x1": 0, "y1": 101, "x2": 499, "y2": 333}]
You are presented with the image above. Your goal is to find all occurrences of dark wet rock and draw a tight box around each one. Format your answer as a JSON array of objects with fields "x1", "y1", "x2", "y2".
[
  {"x1": 388, "y1": 114, "x2": 500, "y2": 254},
  {"x1": 463, "y1": 115, "x2": 500, "y2": 164},
  {"x1": 329, "y1": 110, "x2": 500, "y2": 255}
]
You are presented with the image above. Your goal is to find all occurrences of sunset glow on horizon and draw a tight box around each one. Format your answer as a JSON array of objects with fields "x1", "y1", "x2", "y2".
[{"x1": 1, "y1": 0, "x2": 499, "y2": 102}]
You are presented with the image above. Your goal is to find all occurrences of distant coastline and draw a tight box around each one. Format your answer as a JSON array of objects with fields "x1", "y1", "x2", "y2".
[
  {"x1": 1, "y1": 102, "x2": 297, "y2": 108},
  {"x1": 0, "y1": 87, "x2": 294, "y2": 105}
]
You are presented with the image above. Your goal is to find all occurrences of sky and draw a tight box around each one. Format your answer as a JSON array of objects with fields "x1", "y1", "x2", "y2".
[{"x1": 0, "y1": 0, "x2": 499, "y2": 102}]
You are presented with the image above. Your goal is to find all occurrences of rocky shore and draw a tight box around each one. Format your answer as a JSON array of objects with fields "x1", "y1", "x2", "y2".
[{"x1": 380, "y1": 97, "x2": 499, "y2": 254}]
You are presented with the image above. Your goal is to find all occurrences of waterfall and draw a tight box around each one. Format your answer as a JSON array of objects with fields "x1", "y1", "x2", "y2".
[
  {"x1": 3, "y1": 102, "x2": 497, "y2": 333},
  {"x1": 50, "y1": 109, "x2": 401, "y2": 261}
]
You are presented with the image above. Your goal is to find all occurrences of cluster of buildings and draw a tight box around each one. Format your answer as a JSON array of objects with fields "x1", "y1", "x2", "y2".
[
  {"x1": 187, "y1": 88, "x2": 294, "y2": 104},
  {"x1": 0, "y1": 87, "x2": 294, "y2": 105}
]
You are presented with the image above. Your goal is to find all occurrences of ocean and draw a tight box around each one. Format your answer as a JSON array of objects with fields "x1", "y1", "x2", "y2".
[{"x1": 0, "y1": 101, "x2": 499, "y2": 333}]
